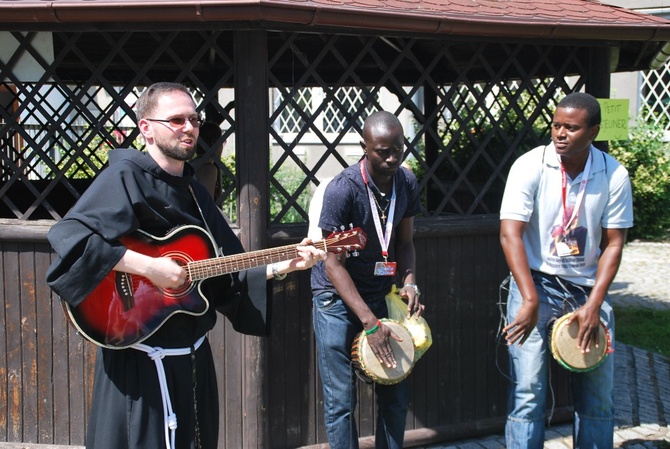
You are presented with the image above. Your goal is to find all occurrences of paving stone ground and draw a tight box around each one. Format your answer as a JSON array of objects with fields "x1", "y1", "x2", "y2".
[
  {"x1": 418, "y1": 241, "x2": 670, "y2": 449},
  {"x1": 610, "y1": 242, "x2": 670, "y2": 311}
]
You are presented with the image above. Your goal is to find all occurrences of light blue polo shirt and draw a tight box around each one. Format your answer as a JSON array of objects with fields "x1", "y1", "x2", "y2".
[{"x1": 500, "y1": 143, "x2": 633, "y2": 287}]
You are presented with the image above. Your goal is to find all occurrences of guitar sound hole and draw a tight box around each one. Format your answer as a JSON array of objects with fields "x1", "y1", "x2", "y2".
[{"x1": 163, "y1": 256, "x2": 195, "y2": 298}]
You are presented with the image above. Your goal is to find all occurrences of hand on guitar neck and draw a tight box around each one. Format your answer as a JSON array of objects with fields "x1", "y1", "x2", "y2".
[
  {"x1": 62, "y1": 225, "x2": 367, "y2": 349},
  {"x1": 265, "y1": 236, "x2": 329, "y2": 280}
]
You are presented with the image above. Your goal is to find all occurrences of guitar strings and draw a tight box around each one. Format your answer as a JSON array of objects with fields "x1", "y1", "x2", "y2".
[{"x1": 187, "y1": 238, "x2": 345, "y2": 280}]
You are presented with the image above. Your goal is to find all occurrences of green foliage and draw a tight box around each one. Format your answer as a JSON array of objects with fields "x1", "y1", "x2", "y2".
[
  {"x1": 270, "y1": 164, "x2": 312, "y2": 224},
  {"x1": 218, "y1": 153, "x2": 238, "y2": 222},
  {"x1": 613, "y1": 305, "x2": 670, "y2": 357},
  {"x1": 609, "y1": 121, "x2": 670, "y2": 241},
  {"x1": 54, "y1": 133, "x2": 112, "y2": 179},
  {"x1": 217, "y1": 155, "x2": 311, "y2": 224}
]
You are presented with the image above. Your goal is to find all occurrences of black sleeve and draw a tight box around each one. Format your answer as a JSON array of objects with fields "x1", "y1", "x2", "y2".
[
  {"x1": 209, "y1": 266, "x2": 271, "y2": 337},
  {"x1": 46, "y1": 219, "x2": 128, "y2": 306},
  {"x1": 46, "y1": 167, "x2": 140, "y2": 305},
  {"x1": 195, "y1": 185, "x2": 272, "y2": 336}
]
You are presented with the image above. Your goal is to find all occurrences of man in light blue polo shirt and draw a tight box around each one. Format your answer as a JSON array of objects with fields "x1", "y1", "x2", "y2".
[{"x1": 500, "y1": 92, "x2": 633, "y2": 449}]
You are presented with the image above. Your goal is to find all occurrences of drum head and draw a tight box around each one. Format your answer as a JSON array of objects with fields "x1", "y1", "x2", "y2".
[
  {"x1": 550, "y1": 313, "x2": 609, "y2": 372},
  {"x1": 355, "y1": 320, "x2": 415, "y2": 385}
]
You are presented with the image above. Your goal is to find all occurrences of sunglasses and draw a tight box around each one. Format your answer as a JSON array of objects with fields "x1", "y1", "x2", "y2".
[{"x1": 145, "y1": 116, "x2": 204, "y2": 129}]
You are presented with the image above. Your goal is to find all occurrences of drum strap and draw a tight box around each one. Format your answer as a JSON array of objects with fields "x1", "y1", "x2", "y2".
[
  {"x1": 495, "y1": 275, "x2": 513, "y2": 383},
  {"x1": 530, "y1": 270, "x2": 592, "y2": 311}
]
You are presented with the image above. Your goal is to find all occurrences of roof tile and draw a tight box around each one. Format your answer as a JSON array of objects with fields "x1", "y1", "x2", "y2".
[{"x1": 296, "y1": 0, "x2": 616, "y2": 27}]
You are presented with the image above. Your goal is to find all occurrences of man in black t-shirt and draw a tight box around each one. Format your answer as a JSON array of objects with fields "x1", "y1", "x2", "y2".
[{"x1": 310, "y1": 111, "x2": 425, "y2": 449}]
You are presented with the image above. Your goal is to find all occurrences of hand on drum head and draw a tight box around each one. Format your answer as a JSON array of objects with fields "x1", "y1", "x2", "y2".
[
  {"x1": 566, "y1": 304, "x2": 603, "y2": 353},
  {"x1": 367, "y1": 323, "x2": 403, "y2": 369}
]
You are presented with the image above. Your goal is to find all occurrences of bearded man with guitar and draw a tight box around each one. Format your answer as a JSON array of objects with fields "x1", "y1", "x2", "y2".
[{"x1": 46, "y1": 82, "x2": 332, "y2": 449}]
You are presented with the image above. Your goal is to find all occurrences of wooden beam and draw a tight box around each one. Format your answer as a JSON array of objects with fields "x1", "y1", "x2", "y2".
[{"x1": 233, "y1": 29, "x2": 270, "y2": 449}]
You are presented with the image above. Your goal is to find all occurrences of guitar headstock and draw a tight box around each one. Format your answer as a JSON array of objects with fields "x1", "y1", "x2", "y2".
[{"x1": 325, "y1": 227, "x2": 367, "y2": 254}]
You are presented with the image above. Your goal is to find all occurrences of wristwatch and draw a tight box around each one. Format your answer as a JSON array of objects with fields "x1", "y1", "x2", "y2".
[
  {"x1": 403, "y1": 283, "x2": 421, "y2": 297},
  {"x1": 272, "y1": 264, "x2": 287, "y2": 280}
]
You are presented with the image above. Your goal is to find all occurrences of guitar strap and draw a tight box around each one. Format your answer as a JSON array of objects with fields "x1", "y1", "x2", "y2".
[{"x1": 132, "y1": 335, "x2": 205, "y2": 449}]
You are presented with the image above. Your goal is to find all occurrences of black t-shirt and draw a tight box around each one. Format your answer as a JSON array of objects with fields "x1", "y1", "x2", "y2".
[{"x1": 310, "y1": 161, "x2": 420, "y2": 303}]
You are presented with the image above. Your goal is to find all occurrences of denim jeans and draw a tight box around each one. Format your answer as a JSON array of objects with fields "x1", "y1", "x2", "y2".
[
  {"x1": 505, "y1": 271, "x2": 615, "y2": 449},
  {"x1": 313, "y1": 291, "x2": 409, "y2": 449}
]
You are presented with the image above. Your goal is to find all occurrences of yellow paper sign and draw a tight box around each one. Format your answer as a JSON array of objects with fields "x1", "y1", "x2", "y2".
[{"x1": 596, "y1": 99, "x2": 629, "y2": 141}]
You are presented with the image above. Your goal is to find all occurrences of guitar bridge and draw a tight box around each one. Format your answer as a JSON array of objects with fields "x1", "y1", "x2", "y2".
[{"x1": 115, "y1": 272, "x2": 135, "y2": 312}]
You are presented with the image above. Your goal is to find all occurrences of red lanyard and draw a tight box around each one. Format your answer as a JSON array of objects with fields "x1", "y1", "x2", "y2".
[{"x1": 559, "y1": 150, "x2": 592, "y2": 233}]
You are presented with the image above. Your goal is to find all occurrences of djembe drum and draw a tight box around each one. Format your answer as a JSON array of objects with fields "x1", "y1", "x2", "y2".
[
  {"x1": 549, "y1": 312, "x2": 612, "y2": 373},
  {"x1": 351, "y1": 319, "x2": 415, "y2": 385}
]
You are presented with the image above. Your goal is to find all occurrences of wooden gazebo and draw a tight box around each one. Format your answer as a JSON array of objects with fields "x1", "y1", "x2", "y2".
[{"x1": 1, "y1": 1, "x2": 669, "y2": 447}]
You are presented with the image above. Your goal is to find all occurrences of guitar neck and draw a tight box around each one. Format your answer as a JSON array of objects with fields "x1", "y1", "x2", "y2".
[{"x1": 187, "y1": 240, "x2": 327, "y2": 281}]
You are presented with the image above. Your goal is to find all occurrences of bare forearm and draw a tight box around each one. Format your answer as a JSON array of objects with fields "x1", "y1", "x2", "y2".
[
  {"x1": 395, "y1": 241, "x2": 416, "y2": 285},
  {"x1": 326, "y1": 257, "x2": 377, "y2": 329},
  {"x1": 114, "y1": 249, "x2": 186, "y2": 289},
  {"x1": 500, "y1": 229, "x2": 537, "y2": 303}
]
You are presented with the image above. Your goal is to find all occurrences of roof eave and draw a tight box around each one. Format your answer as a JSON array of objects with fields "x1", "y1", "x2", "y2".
[{"x1": 3, "y1": 2, "x2": 670, "y2": 43}]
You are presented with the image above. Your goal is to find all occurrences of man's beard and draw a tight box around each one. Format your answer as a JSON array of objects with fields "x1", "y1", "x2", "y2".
[{"x1": 155, "y1": 135, "x2": 196, "y2": 161}]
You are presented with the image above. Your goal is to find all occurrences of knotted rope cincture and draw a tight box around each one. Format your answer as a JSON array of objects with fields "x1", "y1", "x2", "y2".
[{"x1": 132, "y1": 335, "x2": 205, "y2": 449}]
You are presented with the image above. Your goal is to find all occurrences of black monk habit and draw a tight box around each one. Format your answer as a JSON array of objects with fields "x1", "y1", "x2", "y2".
[{"x1": 47, "y1": 148, "x2": 270, "y2": 449}]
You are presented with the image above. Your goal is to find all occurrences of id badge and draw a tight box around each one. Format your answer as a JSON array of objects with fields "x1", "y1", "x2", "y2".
[
  {"x1": 374, "y1": 261, "x2": 397, "y2": 276},
  {"x1": 556, "y1": 240, "x2": 578, "y2": 257}
]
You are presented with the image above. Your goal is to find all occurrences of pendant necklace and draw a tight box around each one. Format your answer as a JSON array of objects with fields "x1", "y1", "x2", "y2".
[{"x1": 372, "y1": 192, "x2": 390, "y2": 224}]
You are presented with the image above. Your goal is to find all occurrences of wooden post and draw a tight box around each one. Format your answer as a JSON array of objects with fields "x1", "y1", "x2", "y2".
[
  {"x1": 586, "y1": 46, "x2": 611, "y2": 153},
  {"x1": 234, "y1": 29, "x2": 270, "y2": 449},
  {"x1": 424, "y1": 84, "x2": 439, "y2": 212}
]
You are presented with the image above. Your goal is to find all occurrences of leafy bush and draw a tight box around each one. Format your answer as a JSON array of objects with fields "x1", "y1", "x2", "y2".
[
  {"x1": 270, "y1": 164, "x2": 312, "y2": 224},
  {"x1": 218, "y1": 154, "x2": 311, "y2": 224},
  {"x1": 54, "y1": 133, "x2": 112, "y2": 179},
  {"x1": 609, "y1": 120, "x2": 670, "y2": 241}
]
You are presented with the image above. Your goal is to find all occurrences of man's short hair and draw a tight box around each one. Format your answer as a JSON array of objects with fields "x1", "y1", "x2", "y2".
[
  {"x1": 362, "y1": 111, "x2": 403, "y2": 141},
  {"x1": 135, "y1": 82, "x2": 192, "y2": 120},
  {"x1": 557, "y1": 92, "x2": 601, "y2": 127}
]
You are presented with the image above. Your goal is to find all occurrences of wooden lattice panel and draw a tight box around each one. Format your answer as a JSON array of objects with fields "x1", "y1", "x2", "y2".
[
  {"x1": 1, "y1": 29, "x2": 590, "y2": 222},
  {"x1": 640, "y1": 64, "x2": 670, "y2": 130},
  {"x1": 267, "y1": 33, "x2": 588, "y2": 221},
  {"x1": 0, "y1": 30, "x2": 236, "y2": 220}
]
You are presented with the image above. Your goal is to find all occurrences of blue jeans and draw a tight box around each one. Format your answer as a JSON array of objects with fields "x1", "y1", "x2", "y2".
[
  {"x1": 313, "y1": 291, "x2": 409, "y2": 449},
  {"x1": 505, "y1": 272, "x2": 615, "y2": 449}
]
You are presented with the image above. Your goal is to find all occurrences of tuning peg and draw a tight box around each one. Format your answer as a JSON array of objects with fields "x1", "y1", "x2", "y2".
[
  {"x1": 349, "y1": 223, "x2": 354, "y2": 230},
  {"x1": 340, "y1": 225, "x2": 345, "y2": 231},
  {"x1": 351, "y1": 250, "x2": 359, "y2": 257}
]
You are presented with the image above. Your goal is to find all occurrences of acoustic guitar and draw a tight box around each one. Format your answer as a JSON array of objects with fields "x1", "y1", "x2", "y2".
[{"x1": 62, "y1": 225, "x2": 366, "y2": 349}]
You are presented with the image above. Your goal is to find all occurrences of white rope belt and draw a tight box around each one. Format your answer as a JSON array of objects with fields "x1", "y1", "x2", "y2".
[{"x1": 132, "y1": 335, "x2": 205, "y2": 449}]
